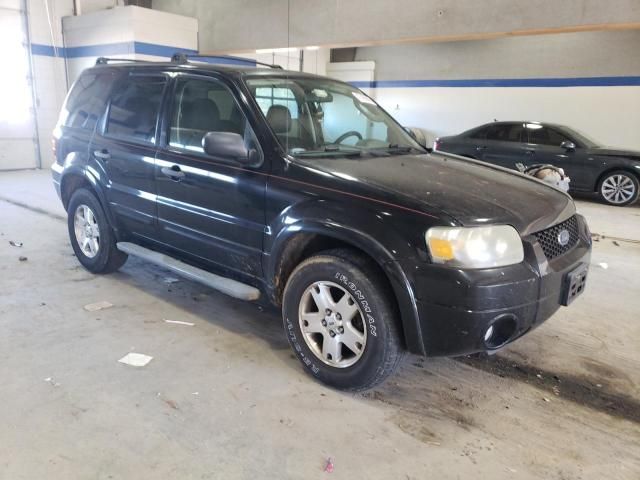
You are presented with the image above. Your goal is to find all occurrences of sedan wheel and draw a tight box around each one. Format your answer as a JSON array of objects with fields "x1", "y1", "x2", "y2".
[{"x1": 599, "y1": 171, "x2": 639, "y2": 206}]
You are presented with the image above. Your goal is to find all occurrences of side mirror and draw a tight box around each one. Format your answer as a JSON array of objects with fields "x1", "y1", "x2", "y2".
[
  {"x1": 203, "y1": 131, "x2": 259, "y2": 164},
  {"x1": 561, "y1": 140, "x2": 576, "y2": 151}
]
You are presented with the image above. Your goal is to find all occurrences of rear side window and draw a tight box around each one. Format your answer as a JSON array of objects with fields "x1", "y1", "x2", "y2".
[
  {"x1": 485, "y1": 124, "x2": 523, "y2": 142},
  {"x1": 105, "y1": 75, "x2": 167, "y2": 144},
  {"x1": 61, "y1": 72, "x2": 114, "y2": 130}
]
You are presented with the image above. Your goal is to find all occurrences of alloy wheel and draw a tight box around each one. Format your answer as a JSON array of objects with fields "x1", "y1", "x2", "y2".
[
  {"x1": 298, "y1": 281, "x2": 367, "y2": 368},
  {"x1": 73, "y1": 204, "x2": 100, "y2": 258},
  {"x1": 601, "y1": 174, "x2": 636, "y2": 204}
]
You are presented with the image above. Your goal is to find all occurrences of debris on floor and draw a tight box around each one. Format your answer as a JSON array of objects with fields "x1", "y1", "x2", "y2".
[
  {"x1": 612, "y1": 240, "x2": 620, "y2": 246},
  {"x1": 9, "y1": 240, "x2": 23, "y2": 247},
  {"x1": 164, "y1": 399, "x2": 179, "y2": 410},
  {"x1": 118, "y1": 352, "x2": 153, "y2": 367},
  {"x1": 84, "y1": 301, "x2": 113, "y2": 312},
  {"x1": 164, "y1": 319, "x2": 195, "y2": 326},
  {"x1": 597, "y1": 262, "x2": 609, "y2": 270},
  {"x1": 324, "y1": 457, "x2": 334, "y2": 473},
  {"x1": 19, "y1": 256, "x2": 28, "y2": 262},
  {"x1": 44, "y1": 377, "x2": 61, "y2": 387}
]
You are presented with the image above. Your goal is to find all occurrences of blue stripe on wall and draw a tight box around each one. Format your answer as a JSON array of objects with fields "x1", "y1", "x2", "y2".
[
  {"x1": 29, "y1": 41, "x2": 256, "y2": 66},
  {"x1": 27, "y1": 42, "x2": 639, "y2": 86},
  {"x1": 30, "y1": 43, "x2": 64, "y2": 57},
  {"x1": 351, "y1": 77, "x2": 640, "y2": 88},
  {"x1": 133, "y1": 42, "x2": 197, "y2": 57}
]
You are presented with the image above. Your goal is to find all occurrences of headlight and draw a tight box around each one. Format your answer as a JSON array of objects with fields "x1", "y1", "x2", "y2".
[{"x1": 426, "y1": 225, "x2": 524, "y2": 268}]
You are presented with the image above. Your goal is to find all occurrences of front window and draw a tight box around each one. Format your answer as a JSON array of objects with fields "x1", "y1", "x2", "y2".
[{"x1": 245, "y1": 76, "x2": 424, "y2": 157}]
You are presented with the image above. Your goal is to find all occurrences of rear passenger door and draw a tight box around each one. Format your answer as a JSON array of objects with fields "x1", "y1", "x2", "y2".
[
  {"x1": 154, "y1": 74, "x2": 267, "y2": 281},
  {"x1": 90, "y1": 72, "x2": 167, "y2": 240}
]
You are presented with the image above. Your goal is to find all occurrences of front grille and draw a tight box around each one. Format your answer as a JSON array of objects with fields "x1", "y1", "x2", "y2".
[{"x1": 533, "y1": 215, "x2": 579, "y2": 260}]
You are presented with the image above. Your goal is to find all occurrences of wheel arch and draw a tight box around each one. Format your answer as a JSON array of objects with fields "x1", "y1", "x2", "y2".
[
  {"x1": 267, "y1": 223, "x2": 425, "y2": 355},
  {"x1": 60, "y1": 168, "x2": 116, "y2": 227}
]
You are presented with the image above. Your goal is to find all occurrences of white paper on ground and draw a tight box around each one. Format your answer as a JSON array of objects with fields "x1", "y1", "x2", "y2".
[
  {"x1": 118, "y1": 353, "x2": 153, "y2": 367},
  {"x1": 84, "y1": 301, "x2": 113, "y2": 312},
  {"x1": 598, "y1": 262, "x2": 609, "y2": 269},
  {"x1": 164, "y1": 319, "x2": 195, "y2": 326}
]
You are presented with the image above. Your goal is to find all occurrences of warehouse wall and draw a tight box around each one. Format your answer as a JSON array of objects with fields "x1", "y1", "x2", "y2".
[
  {"x1": 151, "y1": 0, "x2": 640, "y2": 53},
  {"x1": 352, "y1": 30, "x2": 640, "y2": 150}
]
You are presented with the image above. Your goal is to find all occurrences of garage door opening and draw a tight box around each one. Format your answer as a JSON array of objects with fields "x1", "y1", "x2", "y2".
[{"x1": 0, "y1": 2, "x2": 38, "y2": 170}]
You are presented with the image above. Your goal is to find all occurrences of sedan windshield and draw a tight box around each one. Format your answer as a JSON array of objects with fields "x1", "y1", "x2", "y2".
[{"x1": 245, "y1": 76, "x2": 425, "y2": 157}]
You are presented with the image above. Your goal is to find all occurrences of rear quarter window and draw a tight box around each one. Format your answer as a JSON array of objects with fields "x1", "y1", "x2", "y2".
[
  {"x1": 105, "y1": 75, "x2": 167, "y2": 144},
  {"x1": 60, "y1": 72, "x2": 115, "y2": 131}
]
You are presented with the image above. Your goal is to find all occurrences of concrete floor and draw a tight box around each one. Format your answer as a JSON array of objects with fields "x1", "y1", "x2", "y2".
[{"x1": 1, "y1": 170, "x2": 639, "y2": 479}]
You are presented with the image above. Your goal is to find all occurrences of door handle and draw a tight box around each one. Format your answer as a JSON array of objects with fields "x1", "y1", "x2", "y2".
[
  {"x1": 475, "y1": 145, "x2": 487, "y2": 151},
  {"x1": 161, "y1": 165, "x2": 185, "y2": 181},
  {"x1": 94, "y1": 149, "x2": 110, "y2": 160}
]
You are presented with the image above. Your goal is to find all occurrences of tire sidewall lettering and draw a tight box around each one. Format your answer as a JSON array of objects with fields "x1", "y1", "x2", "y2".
[{"x1": 335, "y1": 271, "x2": 377, "y2": 337}]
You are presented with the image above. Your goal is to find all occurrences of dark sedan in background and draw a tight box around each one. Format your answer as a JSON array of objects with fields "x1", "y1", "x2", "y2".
[{"x1": 435, "y1": 121, "x2": 640, "y2": 206}]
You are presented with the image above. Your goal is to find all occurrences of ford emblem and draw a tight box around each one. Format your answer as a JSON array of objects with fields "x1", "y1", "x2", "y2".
[{"x1": 558, "y1": 229, "x2": 570, "y2": 246}]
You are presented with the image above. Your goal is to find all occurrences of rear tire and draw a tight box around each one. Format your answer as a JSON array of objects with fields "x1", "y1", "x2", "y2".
[
  {"x1": 282, "y1": 248, "x2": 404, "y2": 391},
  {"x1": 67, "y1": 188, "x2": 127, "y2": 274},
  {"x1": 598, "y1": 170, "x2": 639, "y2": 206}
]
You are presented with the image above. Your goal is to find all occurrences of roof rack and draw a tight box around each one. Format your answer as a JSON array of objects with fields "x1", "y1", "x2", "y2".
[
  {"x1": 95, "y1": 57, "x2": 153, "y2": 65},
  {"x1": 171, "y1": 53, "x2": 283, "y2": 69}
]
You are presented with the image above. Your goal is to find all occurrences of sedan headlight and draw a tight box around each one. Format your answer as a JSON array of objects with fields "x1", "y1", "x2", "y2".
[{"x1": 426, "y1": 225, "x2": 524, "y2": 268}]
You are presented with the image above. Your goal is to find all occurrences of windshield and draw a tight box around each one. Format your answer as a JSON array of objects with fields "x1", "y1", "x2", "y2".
[{"x1": 245, "y1": 76, "x2": 425, "y2": 157}]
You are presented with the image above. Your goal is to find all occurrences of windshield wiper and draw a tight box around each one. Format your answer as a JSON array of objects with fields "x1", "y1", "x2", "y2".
[
  {"x1": 385, "y1": 144, "x2": 426, "y2": 153},
  {"x1": 292, "y1": 146, "x2": 363, "y2": 157}
]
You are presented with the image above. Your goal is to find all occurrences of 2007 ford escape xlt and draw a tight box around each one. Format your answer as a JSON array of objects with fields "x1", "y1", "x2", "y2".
[{"x1": 51, "y1": 55, "x2": 591, "y2": 391}]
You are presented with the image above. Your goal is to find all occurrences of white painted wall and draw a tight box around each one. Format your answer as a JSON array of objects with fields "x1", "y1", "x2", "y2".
[
  {"x1": 368, "y1": 86, "x2": 640, "y2": 150},
  {"x1": 63, "y1": 6, "x2": 198, "y2": 84},
  {"x1": 351, "y1": 32, "x2": 640, "y2": 150}
]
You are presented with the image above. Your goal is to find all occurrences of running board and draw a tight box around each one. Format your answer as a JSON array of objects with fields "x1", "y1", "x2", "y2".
[{"x1": 116, "y1": 242, "x2": 261, "y2": 301}]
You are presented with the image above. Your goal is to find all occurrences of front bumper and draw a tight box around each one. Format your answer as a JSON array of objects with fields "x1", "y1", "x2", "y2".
[{"x1": 406, "y1": 214, "x2": 592, "y2": 357}]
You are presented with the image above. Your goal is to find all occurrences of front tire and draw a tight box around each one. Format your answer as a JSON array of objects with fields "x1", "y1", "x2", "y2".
[
  {"x1": 67, "y1": 188, "x2": 127, "y2": 274},
  {"x1": 282, "y1": 249, "x2": 404, "y2": 391},
  {"x1": 598, "y1": 171, "x2": 639, "y2": 206}
]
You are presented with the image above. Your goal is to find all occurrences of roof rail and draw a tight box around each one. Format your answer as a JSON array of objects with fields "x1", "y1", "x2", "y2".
[
  {"x1": 171, "y1": 53, "x2": 283, "y2": 69},
  {"x1": 95, "y1": 57, "x2": 153, "y2": 65}
]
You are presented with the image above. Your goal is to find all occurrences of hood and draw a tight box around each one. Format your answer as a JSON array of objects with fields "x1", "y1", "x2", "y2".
[
  {"x1": 587, "y1": 147, "x2": 640, "y2": 159},
  {"x1": 299, "y1": 152, "x2": 574, "y2": 235}
]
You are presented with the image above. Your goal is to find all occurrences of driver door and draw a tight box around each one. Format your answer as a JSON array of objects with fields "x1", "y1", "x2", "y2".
[
  {"x1": 523, "y1": 124, "x2": 588, "y2": 189},
  {"x1": 154, "y1": 74, "x2": 268, "y2": 280}
]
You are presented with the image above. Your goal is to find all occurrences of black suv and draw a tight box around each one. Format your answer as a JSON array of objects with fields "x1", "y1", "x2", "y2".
[{"x1": 52, "y1": 56, "x2": 591, "y2": 390}]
